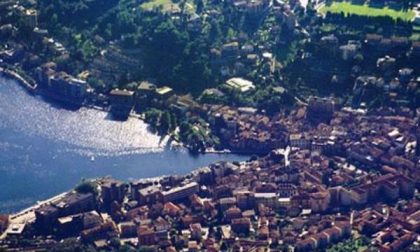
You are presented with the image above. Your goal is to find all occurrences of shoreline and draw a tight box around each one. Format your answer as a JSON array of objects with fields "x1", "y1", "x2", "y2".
[
  {"x1": 6, "y1": 152, "x2": 250, "y2": 219},
  {"x1": 0, "y1": 73, "x2": 258, "y2": 218},
  {"x1": 0, "y1": 71, "x2": 256, "y2": 156},
  {"x1": 0, "y1": 71, "x2": 183, "y2": 150},
  {"x1": 0, "y1": 67, "x2": 37, "y2": 91},
  {"x1": 0, "y1": 74, "x2": 254, "y2": 216},
  {"x1": 9, "y1": 192, "x2": 69, "y2": 225},
  {"x1": 3, "y1": 147, "x2": 251, "y2": 217}
]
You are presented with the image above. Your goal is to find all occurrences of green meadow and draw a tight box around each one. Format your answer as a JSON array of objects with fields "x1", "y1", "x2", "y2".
[{"x1": 319, "y1": 2, "x2": 415, "y2": 21}]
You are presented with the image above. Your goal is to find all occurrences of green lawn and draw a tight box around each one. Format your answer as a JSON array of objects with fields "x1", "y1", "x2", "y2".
[
  {"x1": 319, "y1": 2, "x2": 415, "y2": 21},
  {"x1": 412, "y1": 25, "x2": 420, "y2": 40},
  {"x1": 410, "y1": 32, "x2": 420, "y2": 41},
  {"x1": 327, "y1": 237, "x2": 369, "y2": 252}
]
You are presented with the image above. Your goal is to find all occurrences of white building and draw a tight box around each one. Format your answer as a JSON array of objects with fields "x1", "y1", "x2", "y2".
[{"x1": 225, "y1": 77, "x2": 255, "y2": 92}]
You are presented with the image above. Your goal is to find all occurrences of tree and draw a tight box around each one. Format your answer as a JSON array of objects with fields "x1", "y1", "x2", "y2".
[
  {"x1": 51, "y1": 14, "x2": 58, "y2": 26},
  {"x1": 75, "y1": 180, "x2": 98, "y2": 196},
  {"x1": 144, "y1": 109, "x2": 162, "y2": 128},
  {"x1": 159, "y1": 111, "x2": 172, "y2": 134},
  {"x1": 354, "y1": 53, "x2": 364, "y2": 64},
  {"x1": 50, "y1": 238, "x2": 95, "y2": 252},
  {"x1": 328, "y1": 160, "x2": 336, "y2": 169},
  {"x1": 118, "y1": 244, "x2": 136, "y2": 252},
  {"x1": 199, "y1": 92, "x2": 227, "y2": 104},
  {"x1": 195, "y1": 0, "x2": 204, "y2": 13},
  {"x1": 209, "y1": 19, "x2": 222, "y2": 43},
  {"x1": 137, "y1": 246, "x2": 156, "y2": 252},
  {"x1": 170, "y1": 113, "x2": 178, "y2": 131},
  {"x1": 109, "y1": 237, "x2": 121, "y2": 249}
]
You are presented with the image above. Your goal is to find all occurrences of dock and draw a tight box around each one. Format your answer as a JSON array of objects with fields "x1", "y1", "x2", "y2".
[{"x1": 0, "y1": 67, "x2": 37, "y2": 91}]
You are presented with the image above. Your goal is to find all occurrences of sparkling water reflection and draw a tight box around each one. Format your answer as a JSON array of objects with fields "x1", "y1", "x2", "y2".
[{"x1": 0, "y1": 77, "x2": 248, "y2": 213}]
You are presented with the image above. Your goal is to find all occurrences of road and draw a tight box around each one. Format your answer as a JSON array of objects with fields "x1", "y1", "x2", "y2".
[{"x1": 8, "y1": 192, "x2": 69, "y2": 225}]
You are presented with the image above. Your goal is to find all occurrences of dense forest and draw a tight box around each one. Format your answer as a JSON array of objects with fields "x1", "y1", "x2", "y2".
[{"x1": 36, "y1": 0, "x2": 240, "y2": 94}]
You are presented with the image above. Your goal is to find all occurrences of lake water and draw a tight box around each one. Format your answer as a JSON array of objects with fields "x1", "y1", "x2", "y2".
[{"x1": 0, "y1": 77, "x2": 248, "y2": 213}]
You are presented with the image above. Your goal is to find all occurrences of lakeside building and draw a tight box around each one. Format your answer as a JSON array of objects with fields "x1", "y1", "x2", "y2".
[
  {"x1": 160, "y1": 182, "x2": 199, "y2": 203},
  {"x1": 109, "y1": 89, "x2": 135, "y2": 119},
  {"x1": 6, "y1": 223, "x2": 25, "y2": 237},
  {"x1": 135, "y1": 81, "x2": 157, "y2": 110},
  {"x1": 34, "y1": 192, "x2": 95, "y2": 232},
  {"x1": 50, "y1": 73, "x2": 88, "y2": 105},
  {"x1": 34, "y1": 65, "x2": 88, "y2": 106},
  {"x1": 99, "y1": 179, "x2": 126, "y2": 209}
]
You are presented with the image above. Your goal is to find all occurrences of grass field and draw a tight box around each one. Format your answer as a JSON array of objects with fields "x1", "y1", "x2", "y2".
[
  {"x1": 410, "y1": 32, "x2": 420, "y2": 41},
  {"x1": 319, "y1": 2, "x2": 415, "y2": 21},
  {"x1": 411, "y1": 25, "x2": 420, "y2": 41}
]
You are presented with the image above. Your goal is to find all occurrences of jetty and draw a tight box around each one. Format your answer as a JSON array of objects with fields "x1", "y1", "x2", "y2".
[{"x1": 0, "y1": 67, "x2": 38, "y2": 91}]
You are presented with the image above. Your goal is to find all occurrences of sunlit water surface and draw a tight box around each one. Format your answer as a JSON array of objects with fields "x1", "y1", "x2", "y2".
[{"x1": 0, "y1": 77, "x2": 248, "y2": 213}]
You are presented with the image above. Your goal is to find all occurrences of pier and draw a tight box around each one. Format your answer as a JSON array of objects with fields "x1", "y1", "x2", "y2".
[{"x1": 0, "y1": 67, "x2": 37, "y2": 91}]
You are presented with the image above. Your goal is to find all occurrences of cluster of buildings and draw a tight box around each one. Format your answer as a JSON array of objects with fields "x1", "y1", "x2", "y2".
[
  {"x1": 35, "y1": 63, "x2": 89, "y2": 105},
  {"x1": 203, "y1": 95, "x2": 419, "y2": 161},
  {"x1": 303, "y1": 30, "x2": 419, "y2": 109},
  {"x1": 353, "y1": 202, "x2": 420, "y2": 252},
  {"x1": 205, "y1": 104, "x2": 289, "y2": 153},
  {"x1": 207, "y1": 0, "x2": 300, "y2": 86},
  {"x1": 229, "y1": 0, "x2": 270, "y2": 17},
  {"x1": 0, "y1": 5, "x2": 198, "y2": 117},
  {"x1": 353, "y1": 58, "x2": 418, "y2": 108},
  {"x1": 0, "y1": 1, "x2": 93, "y2": 106},
  {"x1": 0, "y1": 101, "x2": 418, "y2": 250},
  {"x1": 0, "y1": 1, "x2": 37, "y2": 30},
  {"x1": 106, "y1": 81, "x2": 204, "y2": 119},
  {"x1": 0, "y1": 0, "x2": 419, "y2": 251},
  {"x1": 0, "y1": 122, "x2": 417, "y2": 250},
  {"x1": 364, "y1": 34, "x2": 415, "y2": 57},
  {"x1": 34, "y1": 193, "x2": 96, "y2": 233},
  {"x1": 210, "y1": 39, "x2": 281, "y2": 85}
]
